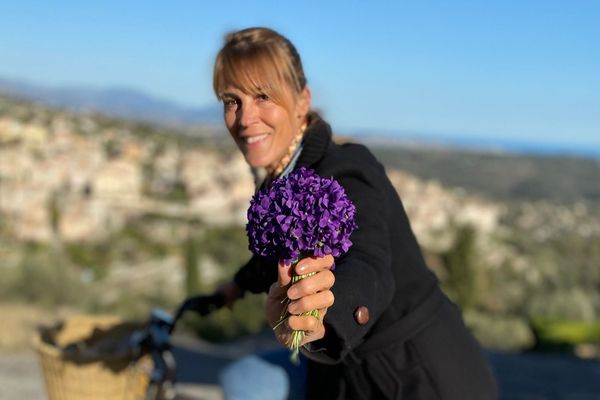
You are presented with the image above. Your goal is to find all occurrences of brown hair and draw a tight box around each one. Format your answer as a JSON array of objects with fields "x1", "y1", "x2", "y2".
[{"x1": 213, "y1": 27, "x2": 307, "y2": 112}]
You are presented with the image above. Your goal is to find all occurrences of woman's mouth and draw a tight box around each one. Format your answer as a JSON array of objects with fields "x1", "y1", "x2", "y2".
[{"x1": 243, "y1": 133, "x2": 269, "y2": 144}]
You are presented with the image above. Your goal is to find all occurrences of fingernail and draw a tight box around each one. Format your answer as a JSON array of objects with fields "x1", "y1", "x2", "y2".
[
  {"x1": 288, "y1": 301, "x2": 297, "y2": 313},
  {"x1": 288, "y1": 287, "x2": 298, "y2": 299},
  {"x1": 296, "y1": 264, "x2": 305, "y2": 274}
]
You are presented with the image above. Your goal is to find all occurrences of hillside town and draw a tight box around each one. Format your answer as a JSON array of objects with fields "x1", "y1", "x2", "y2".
[
  {"x1": 0, "y1": 96, "x2": 509, "y2": 249},
  {"x1": 2, "y1": 94, "x2": 600, "y2": 357},
  {"x1": 0, "y1": 105, "x2": 255, "y2": 243}
]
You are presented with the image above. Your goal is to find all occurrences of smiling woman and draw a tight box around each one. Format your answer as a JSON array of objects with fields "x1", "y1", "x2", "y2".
[
  {"x1": 213, "y1": 28, "x2": 310, "y2": 176},
  {"x1": 207, "y1": 27, "x2": 498, "y2": 400}
]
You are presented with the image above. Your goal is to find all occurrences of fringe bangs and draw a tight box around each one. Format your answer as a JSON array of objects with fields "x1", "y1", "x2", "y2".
[{"x1": 214, "y1": 45, "x2": 296, "y2": 112}]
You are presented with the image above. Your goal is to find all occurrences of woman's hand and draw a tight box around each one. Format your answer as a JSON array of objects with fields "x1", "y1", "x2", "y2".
[
  {"x1": 216, "y1": 280, "x2": 243, "y2": 308},
  {"x1": 266, "y1": 254, "x2": 335, "y2": 348}
]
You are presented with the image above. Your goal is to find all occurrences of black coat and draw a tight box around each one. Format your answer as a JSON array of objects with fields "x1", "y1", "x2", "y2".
[{"x1": 234, "y1": 115, "x2": 498, "y2": 399}]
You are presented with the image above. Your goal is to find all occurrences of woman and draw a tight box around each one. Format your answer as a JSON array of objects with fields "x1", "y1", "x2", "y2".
[{"x1": 213, "y1": 27, "x2": 498, "y2": 400}]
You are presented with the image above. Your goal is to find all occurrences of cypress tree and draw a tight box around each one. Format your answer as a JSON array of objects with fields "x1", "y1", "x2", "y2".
[
  {"x1": 184, "y1": 235, "x2": 200, "y2": 296},
  {"x1": 443, "y1": 225, "x2": 478, "y2": 310}
]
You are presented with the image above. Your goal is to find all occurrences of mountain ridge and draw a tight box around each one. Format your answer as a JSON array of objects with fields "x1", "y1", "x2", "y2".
[
  {"x1": 1, "y1": 75, "x2": 598, "y2": 159},
  {"x1": 0, "y1": 76, "x2": 223, "y2": 127}
]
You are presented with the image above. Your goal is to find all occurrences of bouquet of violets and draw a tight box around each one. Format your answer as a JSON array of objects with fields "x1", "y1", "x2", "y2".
[{"x1": 246, "y1": 167, "x2": 358, "y2": 362}]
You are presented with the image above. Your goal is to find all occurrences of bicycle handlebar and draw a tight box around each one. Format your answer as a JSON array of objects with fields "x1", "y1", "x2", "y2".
[
  {"x1": 127, "y1": 293, "x2": 226, "y2": 399},
  {"x1": 170, "y1": 292, "x2": 226, "y2": 333}
]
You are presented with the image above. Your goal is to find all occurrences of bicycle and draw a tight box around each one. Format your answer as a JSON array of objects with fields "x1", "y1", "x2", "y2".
[{"x1": 129, "y1": 293, "x2": 226, "y2": 400}]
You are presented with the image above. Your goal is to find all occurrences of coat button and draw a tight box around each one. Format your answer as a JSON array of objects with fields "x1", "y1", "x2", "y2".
[{"x1": 354, "y1": 306, "x2": 369, "y2": 325}]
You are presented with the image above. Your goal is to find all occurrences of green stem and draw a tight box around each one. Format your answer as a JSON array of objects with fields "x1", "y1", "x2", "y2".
[
  {"x1": 289, "y1": 307, "x2": 319, "y2": 364},
  {"x1": 271, "y1": 257, "x2": 320, "y2": 365}
]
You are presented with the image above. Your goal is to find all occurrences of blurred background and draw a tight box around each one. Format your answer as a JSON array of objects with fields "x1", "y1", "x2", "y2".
[{"x1": 1, "y1": 1, "x2": 599, "y2": 399}]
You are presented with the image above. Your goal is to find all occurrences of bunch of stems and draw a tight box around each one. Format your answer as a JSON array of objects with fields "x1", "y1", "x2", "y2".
[{"x1": 273, "y1": 261, "x2": 319, "y2": 364}]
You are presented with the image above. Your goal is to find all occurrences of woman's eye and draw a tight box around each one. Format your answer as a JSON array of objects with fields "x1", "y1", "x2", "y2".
[
  {"x1": 223, "y1": 98, "x2": 239, "y2": 110},
  {"x1": 256, "y1": 94, "x2": 270, "y2": 102}
]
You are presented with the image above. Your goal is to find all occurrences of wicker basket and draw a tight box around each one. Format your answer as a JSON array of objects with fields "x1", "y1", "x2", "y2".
[{"x1": 33, "y1": 315, "x2": 152, "y2": 400}]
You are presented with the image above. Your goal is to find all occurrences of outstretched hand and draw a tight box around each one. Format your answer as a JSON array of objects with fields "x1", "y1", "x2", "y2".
[
  {"x1": 216, "y1": 280, "x2": 243, "y2": 308},
  {"x1": 266, "y1": 254, "x2": 335, "y2": 348}
]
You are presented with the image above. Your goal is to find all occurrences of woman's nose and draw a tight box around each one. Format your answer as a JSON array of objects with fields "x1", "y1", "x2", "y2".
[{"x1": 238, "y1": 100, "x2": 259, "y2": 127}]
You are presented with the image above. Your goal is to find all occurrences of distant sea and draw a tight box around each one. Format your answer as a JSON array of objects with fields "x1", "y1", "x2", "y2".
[
  {"x1": 439, "y1": 137, "x2": 600, "y2": 159},
  {"x1": 354, "y1": 132, "x2": 600, "y2": 160}
]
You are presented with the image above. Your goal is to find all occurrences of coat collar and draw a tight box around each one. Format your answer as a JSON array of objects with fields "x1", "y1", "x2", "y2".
[{"x1": 296, "y1": 112, "x2": 332, "y2": 168}]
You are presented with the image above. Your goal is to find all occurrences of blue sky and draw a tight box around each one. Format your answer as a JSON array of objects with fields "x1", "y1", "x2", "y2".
[{"x1": 1, "y1": 1, "x2": 599, "y2": 151}]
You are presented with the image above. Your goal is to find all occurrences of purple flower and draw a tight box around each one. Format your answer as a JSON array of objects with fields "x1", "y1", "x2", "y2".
[{"x1": 247, "y1": 167, "x2": 358, "y2": 264}]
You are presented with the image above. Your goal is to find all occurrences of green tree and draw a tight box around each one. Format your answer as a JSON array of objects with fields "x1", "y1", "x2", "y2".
[
  {"x1": 47, "y1": 191, "x2": 61, "y2": 237},
  {"x1": 184, "y1": 235, "x2": 200, "y2": 296},
  {"x1": 442, "y1": 225, "x2": 479, "y2": 310}
]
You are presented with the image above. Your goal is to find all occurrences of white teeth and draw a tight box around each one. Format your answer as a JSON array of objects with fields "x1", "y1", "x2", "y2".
[{"x1": 245, "y1": 134, "x2": 268, "y2": 144}]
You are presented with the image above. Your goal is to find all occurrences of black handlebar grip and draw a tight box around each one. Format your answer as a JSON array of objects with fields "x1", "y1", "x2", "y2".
[{"x1": 170, "y1": 293, "x2": 226, "y2": 332}]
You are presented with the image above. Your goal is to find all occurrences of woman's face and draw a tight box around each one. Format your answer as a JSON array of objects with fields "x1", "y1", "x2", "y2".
[{"x1": 221, "y1": 84, "x2": 310, "y2": 172}]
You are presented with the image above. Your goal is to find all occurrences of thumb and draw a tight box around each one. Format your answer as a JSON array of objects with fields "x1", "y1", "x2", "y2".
[{"x1": 278, "y1": 259, "x2": 293, "y2": 288}]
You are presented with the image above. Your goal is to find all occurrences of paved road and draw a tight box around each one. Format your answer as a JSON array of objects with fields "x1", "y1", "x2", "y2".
[
  {"x1": 0, "y1": 352, "x2": 45, "y2": 400},
  {"x1": 2, "y1": 341, "x2": 600, "y2": 400},
  {"x1": 488, "y1": 351, "x2": 600, "y2": 400},
  {"x1": 0, "y1": 348, "x2": 224, "y2": 400},
  {"x1": 0, "y1": 332, "x2": 278, "y2": 400}
]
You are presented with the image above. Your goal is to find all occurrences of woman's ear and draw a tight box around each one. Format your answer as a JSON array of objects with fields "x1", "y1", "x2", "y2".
[{"x1": 296, "y1": 87, "x2": 311, "y2": 119}]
